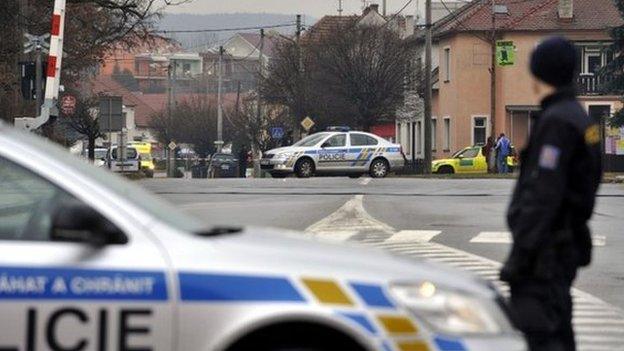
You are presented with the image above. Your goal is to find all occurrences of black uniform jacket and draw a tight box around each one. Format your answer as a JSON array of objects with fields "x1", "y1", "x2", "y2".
[{"x1": 501, "y1": 88, "x2": 602, "y2": 283}]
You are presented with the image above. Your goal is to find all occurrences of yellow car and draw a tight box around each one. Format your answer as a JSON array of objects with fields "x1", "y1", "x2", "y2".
[
  {"x1": 432, "y1": 146, "x2": 519, "y2": 174},
  {"x1": 128, "y1": 141, "x2": 155, "y2": 177},
  {"x1": 432, "y1": 146, "x2": 487, "y2": 174}
]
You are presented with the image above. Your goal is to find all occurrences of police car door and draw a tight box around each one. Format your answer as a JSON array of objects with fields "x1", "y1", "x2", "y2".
[
  {"x1": 317, "y1": 133, "x2": 348, "y2": 171},
  {"x1": 348, "y1": 133, "x2": 380, "y2": 171},
  {"x1": 0, "y1": 156, "x2": 172, "y2": 351}
]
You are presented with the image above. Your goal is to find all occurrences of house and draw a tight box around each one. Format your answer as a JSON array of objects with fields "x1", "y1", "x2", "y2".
[
  {"x1": 399, "y1": 0, "x2": 623, "y2": 166},
  {"x1": 133, "y1": 52, "x2": 203, "y2": 94},
  {"x1": 201, "y1": 32, "x2": 280, "y2": 93}
]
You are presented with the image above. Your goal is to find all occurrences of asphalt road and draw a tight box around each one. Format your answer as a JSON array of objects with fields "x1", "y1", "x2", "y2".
[{"x1": 142, "y1": 177, "x2": 624, "y2": 349}]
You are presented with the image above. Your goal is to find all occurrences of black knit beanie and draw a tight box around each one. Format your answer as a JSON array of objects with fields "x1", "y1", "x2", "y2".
[{"x1": 530, "y1": 36, "x2": 578, "y2": 88}]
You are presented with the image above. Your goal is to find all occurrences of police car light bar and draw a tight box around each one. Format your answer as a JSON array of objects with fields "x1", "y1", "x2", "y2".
[{"x1": 326, "y1": 126, "x2": 351, "y2": 132}]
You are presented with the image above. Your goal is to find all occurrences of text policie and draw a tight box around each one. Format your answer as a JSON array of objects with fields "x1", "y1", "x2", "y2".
[{"x1": 0, "y1": 308, "x2": 153, "y2": 351}]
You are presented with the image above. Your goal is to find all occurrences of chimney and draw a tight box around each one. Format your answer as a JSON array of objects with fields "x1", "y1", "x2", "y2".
[
  {"x1": 558, "y1": 0, "x2": 573, "y2": 20},
  {"x1": 369, "y1": 4, "x2": 379, "y2": 14}
]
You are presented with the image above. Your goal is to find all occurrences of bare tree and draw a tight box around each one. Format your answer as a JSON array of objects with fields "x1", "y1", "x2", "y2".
[
  {"x1": 225, "y1": 93, "x2": 290, "y2": 153},
  {"x1": 151, "y1": 95, "x2": 217, "y2": 158},
  {"x1": 312, "y1": 23, "x2": 413, "y2": 131},
  {"x1": 63, "y1": 95, "x2": 104, "y2": 160}
]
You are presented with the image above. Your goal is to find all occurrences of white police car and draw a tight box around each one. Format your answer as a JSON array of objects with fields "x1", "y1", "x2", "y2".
[
  {"x1": 0, "y1": 124, "x2": 525, "y2": 351},
  {"x1": 261, "y1": 128, "x2": 405, "y2": 178}
]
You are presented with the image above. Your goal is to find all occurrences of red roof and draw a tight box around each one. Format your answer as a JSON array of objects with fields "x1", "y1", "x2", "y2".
[
  {"x1": 434, "y1": 0, "x2": 623, "y2": 36},
  {"x1": 85, "y1": 76, "x2": 158, "y2": 128},
  {"x1": 84, "y1": 76, "x2": 241, "y2": 128},
  {"x1": 303, "y1": 15, "x2": 359, "y2": 44}
]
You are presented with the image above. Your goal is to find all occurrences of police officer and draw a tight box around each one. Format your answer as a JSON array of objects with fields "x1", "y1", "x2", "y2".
[{"x1": 500, "y1": 37, "x2": 602, "y2": 351}]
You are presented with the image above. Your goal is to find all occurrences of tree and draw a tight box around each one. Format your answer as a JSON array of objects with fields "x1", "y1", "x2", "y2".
[
  {"x1": 225, "y1": 92, "x2": 290, "y2": 154},
  {"x1": 63, "y1": 95, "x2": 104, "y2": 160},
  {"x1": 261, "y1": 22, "x2": 413, "y2": 133},
  {"x1": 600, "y1": 0, "x2": 624, "y2": 127},
  {"x1": 260, "y1": 39, "x2": 318, "y2": 137},
  {"x1": 312, "y1": 23, "x2": 413, "y2": 131},
  {"x1": 151, "y1": 95, "x2": 217, "y2": 158},
  {"x1": 0, "y1": 0, "x2": 187, "y2": 123}
]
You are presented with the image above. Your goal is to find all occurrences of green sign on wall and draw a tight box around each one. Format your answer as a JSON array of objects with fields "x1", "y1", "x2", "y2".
[{"x1": 496, "y1": 41, "x2": 515, "y2": 66}]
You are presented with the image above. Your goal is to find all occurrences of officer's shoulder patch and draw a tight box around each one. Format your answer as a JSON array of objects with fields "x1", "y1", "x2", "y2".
[
  {"x1": 584, "y1": 125, "x2": 601, "y2": 145},
  {"x1": 538, "y1": 145, "x2": 561, "y2": 170}
]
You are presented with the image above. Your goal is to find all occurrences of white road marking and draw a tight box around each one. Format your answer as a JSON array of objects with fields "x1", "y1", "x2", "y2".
[
  {"x1": 470, "y1": 231, "x2": 512, "y2": 244},
  {"x1": 305, "y1": 195, "x2": 624, "y2": 351},
  {"x1": 470, "y1": 231, "x2": 606, "y2": 247},
  {"x1": 385, "y1": 230, "x2": 441, "y2": 244},
  {"x1": 359, "y1": 177, "x2": 372, "y2": 186}
]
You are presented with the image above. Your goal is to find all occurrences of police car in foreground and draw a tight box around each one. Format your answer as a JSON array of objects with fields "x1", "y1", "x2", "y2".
[
  {"x1": 261, "y1": 127, "x2": 405, "y2": 178},
  {"x1": 0, "y1": 124, "x2": 525, "y2": 351}
]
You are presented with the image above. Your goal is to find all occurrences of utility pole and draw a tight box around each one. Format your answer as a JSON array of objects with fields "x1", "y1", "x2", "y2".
[
  {"x1": 338, "y1": 0, "x2": 343, "y2": 16},
  {"x1": 35, "y1": 44, "x2": 43, "y2": 116},
  {"x1": 294, "y1": 14, "x2": 303, "y2": 142},
  {"x1": 216, "y1": 46, "x2": 224, "y2": 153},
  {"x1": 423, "y1": 0, "x2": 433, "y2": 174},
  {"x1": 166, "y1": 63, "x2": 173, "y2": 177},
  {"x1": 490, "y1": 0, "x2": 497, "y2": 139},
  {"x1": 253, "y1": 29, "x2": 265, "y2": 178},
  {"x1": 382, "y1": 0, "x2": 387, "y2": 16}
]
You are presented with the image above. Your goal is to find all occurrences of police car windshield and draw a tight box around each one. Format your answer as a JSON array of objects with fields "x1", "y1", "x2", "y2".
[
  {"x1": 293, "y1": 133, "x2": 330, "y2": 147},
  {"x1": 3, "y1": 127, "x2": 207, "y2": 234}
]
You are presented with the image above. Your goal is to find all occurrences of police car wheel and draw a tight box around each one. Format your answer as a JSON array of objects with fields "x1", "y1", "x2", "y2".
[
  {"x1": 369, "y1": 159, "x2": 389, "y2": 178},
  {"x1": 295, "y1": 158, "x2": 314, "y2": 178}
]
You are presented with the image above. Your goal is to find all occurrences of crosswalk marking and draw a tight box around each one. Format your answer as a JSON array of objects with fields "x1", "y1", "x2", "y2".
[
  {"x1": 470, "y1": 231, "x2": 512, "y2": 243},
  {"x1": 385, "y1": 230, "x2": 441, "y2": 243},
  {"x1": 469, "y1": 231, "x2": 606, "y2": 247}
]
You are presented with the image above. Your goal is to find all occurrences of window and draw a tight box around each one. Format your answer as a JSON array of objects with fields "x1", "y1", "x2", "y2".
[
  {"x1": 460, "y1": 148, "x2": 479, "y2": 159},
  {"x1": 293, "y1": 133, "x2": 330, "y2": 147},
  {"x1": 324, "y1": 134, "x2": 347, "y2": 147},
  {"x1": 443, "y1": 118, "x2": 451, "y2": 151},
  {"x1": 350, "y1": 133, "x2": 378, "y2": 146},
  {"x1": 431, "y1": 119, "x2": 437, "y2": 152},
  {"x1": 473, "y1": 116, "x2": 488, "y2": 146},
  {"x1": 444, "y1": 47, "x2": 451, "y2": 82},
  {"x1": 0, "y1": 158, "x2": 79, "y2": 241}
]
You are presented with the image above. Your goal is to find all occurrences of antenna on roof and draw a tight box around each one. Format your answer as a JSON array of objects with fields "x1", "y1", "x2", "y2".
[{"x1": 338, "y1": 0, "x2": 343, "y2": 16}]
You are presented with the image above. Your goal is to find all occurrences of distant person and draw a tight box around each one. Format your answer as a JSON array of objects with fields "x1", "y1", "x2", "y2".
[
  {"x1": 495, "y1": 133, "x2": 511, "y2": 173},
  {"x1": 483, "y1": 136, "x2": 496, "y2": 173},
  {"x1": 500, "y1": 37, "x2": 602, "y2": 351}
]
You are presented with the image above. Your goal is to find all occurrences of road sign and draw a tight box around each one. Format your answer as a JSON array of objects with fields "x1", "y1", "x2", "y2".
[
  {"x1": 168, "y1": 141, "x2": 177, "y2": 150},
  {"x1": 60, "y1": 94, "x2": 76, "y2": 115},
  {"x1": 23, "y1": 33, "x2": 50, "y2": 54},
  {"x1": 270, "y1": 127, "x2": 285, "y2": 139},
  {"x1": 98, "y1": 96, "x2": 124, "y2": 131},
  {"x1": 301, "y1": 117, "x2": 315, "y2": 131},
  {"x1": 496, "y1": 41, "x2": 515, "y2": 66}
]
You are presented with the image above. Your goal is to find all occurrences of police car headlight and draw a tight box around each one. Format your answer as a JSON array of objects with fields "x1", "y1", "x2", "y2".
[
  {"x1": 390, "y1": 282, "x2": 513, "y2": 335},
  {"x1": 276, "y1": 152, "x2": 294, "y2": 159}
]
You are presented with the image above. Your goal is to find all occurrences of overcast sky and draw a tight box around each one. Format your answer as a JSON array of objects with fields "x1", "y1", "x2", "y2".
[{"x1": 163, "y1": 0, "x2": 423, "y2": 20}]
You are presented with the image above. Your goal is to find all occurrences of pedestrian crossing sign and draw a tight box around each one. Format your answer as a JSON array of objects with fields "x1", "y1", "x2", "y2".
[{"x1": 496, "y1": 41, "x2": 515, "y2": 66}]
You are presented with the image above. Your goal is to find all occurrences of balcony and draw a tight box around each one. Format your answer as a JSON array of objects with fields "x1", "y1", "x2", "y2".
[{"x1": 577, "y1": 74, "x2": 605, "y2": 95}]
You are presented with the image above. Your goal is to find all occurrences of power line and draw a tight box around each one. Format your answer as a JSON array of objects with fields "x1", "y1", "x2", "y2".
[{"x1": 156, "y1": 23, "x2": 296, "y2": 34}]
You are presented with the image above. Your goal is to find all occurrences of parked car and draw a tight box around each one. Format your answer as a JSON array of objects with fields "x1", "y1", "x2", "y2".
[
  {"x1": 108, "y1": 145, "x2": 140, "y2": 173},
  {"x1": 208, "y1": 153, "x2": 239, "y2": 178}
]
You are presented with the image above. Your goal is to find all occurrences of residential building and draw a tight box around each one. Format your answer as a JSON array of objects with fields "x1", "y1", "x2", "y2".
[
  {"x1": 134, "y1": 52, "x2": 203, "y2": 94},
  {"x1": 400, "y1": 0, "x2": 623, "y2": 167},
  {"x1": 201, "y1": 32, "x2": 279, "y2": 93}
]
